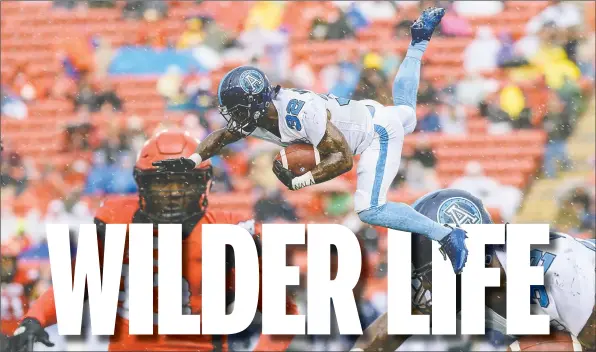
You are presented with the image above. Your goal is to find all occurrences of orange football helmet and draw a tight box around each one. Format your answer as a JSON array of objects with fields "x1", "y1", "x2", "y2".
[{"x1": 134, "y1": 130, "x2": 213, "y2": 224}]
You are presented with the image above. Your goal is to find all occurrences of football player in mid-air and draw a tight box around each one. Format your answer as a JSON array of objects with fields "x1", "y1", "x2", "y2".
[
  {"x1": 164, "y1": 7, "x2": 469, "y2": 275},
  {"x1": 7, "y1": 130, "x2": 298, "y2": 352},
  {"x1": 350, "y1": 188, "x2": 596, "y2": 352}
]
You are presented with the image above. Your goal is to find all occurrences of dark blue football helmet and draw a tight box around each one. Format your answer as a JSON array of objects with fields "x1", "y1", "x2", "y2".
[
  {"x1": 217, "y1": 66, "x2": 276, "y2": 136},
  {"x1": 410, "y1": 188, "x2": 494, "y2": 314}
]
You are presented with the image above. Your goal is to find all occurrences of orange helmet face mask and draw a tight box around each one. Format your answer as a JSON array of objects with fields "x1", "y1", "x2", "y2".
[{"x1": 134, "y1": 130, "x2": 213, "y2": 225}]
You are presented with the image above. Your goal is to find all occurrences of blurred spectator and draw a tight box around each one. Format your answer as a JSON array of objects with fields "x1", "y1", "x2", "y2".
[
  {"x1": 53, "y1": 0, "x2": 77, "y2": 10},
  {"x1": 439, "y1": 6, "x2": 473, "y2": 37},
  {"x1": 72, "y1": 74, "x2": 99, "y2": 113},
  {"x1": 106, "y1": 154, "x2": 137, "y2": 194},
  {"x1": 0, "y1": 86, "x2": 27, "y2": 120},
  {"x1": 209, "y1": 155, "x2": 234, "y2": 193},
  {"x1": 417, "y1": 105, "x2": 442, "y2": 133},
  {"x1": 63, "y1": 122, "x2": 96, "y2": 152},
  {"x1": 183, "y1": 73, "x2": 215, "y2": 122},
  {"x1": 157, "y1": 65, "x2": 190, "y2": 110},
  {"x1": 496, "y1": 31, "x2": 522, "y2": 68},
  {"x1": 95, "y1": 79, "x2": 123, "y2": 112},
  {"x1": 520, "y1": 22, "x2": 581, "y2": 91},
  {"x1": 417, "y1": 78, "x2": 438, "y2": 105},
  {"x1": 45, "y1": 190, "x2": 93, "y2": 232},
  {"x1": 94, "y1": 37, "x2": 115, "y2": 78},
  {"x1": 177, "y1": 17, "x2": 204, "y2": 50},
  {"x1": 123, "y1": 0, "x2": 167, "y2": 21},
  {"x1": 479, "y1": 91, "x2": 513, "y2": 135},
  {"x1": 49, "y1": 71, "x2": 77, "y2": 101},
  {"x1": 201, "y1": 17, "x2": 237, "y2": 53},
  {"x1": 526, "y1": 0, "x2": 582, "y2": 35},
  {"x1": 10, "y1": 65, "x2": 38, "y2": 103},
  {"x1": 406, "y1": 158, "x2": 440, "y2": 192},
  {"x1": 411, "y1": 136, "x2": 437, "y2": 169},
  {"x1": 499, "y1": 83, "x2": 533, "y2": 129},
  {"x1": 136, "y1": 21, "x2": 168, "y2": 49},
  {"x1": 322, "y1": 52, "x2": 360, "y2": 98},
  {"x1": 394, "y1": 20, "x2": 413, "y2": 39},
  {"x1": 254, "y1": 191, "x2": 298, "y2": 223},
  {"x1": 353, "y1": 63, "x2": 390, "y2": 103},
  {"x1": 310, "y1": 8, "x2": 355, "y2": 41},
  {"x1": 577, "y1": 33, "x2": 596, "y2": 80},
  {"x1": 125, "y1": 116, "x2": 147, "y2": 158},
  {"x1": 542, "y1": 94, "x2": 572, "y2": 178},
  {"x1": 339, "y1": 1, "x2": 397, "y2": 23},
  {"x1": 463, "y1": 27, "x2": 500, "y2": 74},
  {"x1": 244, "y1": 1, "x2": 286, "y2": 32},
  {"x1": 87, "y1": 0, "x2": 115, "y2": 8},
  {"x1": 457, "y1": 73, "x2": 499, "y2": 106},
  {"x1": 84, "y1": 150, "x2": 115, "y2": 195},
  {"x1": 57, "y1": 36, "x2": 95, "y2": 80},
  {"x1": 453, "y1": 0, "x2": 504, "y2": 17},
  {"x1": 1, "y1": 150, "x2": 28, "y2": 196},
  {"x1": 96, "y1": 122, "x2": 131, "y2": 165},
  {"x1": 451, "y1": 161, "x2": 500, "y2": 201},
  {"x1": 248, "y1": 149, "x2": 298, "y2": 222},
  {"x1": 380, "y1": 49, "x2": 401, "y2": 80},
  {"x1": 291, "y1": 60, "x2": 317, "y2": 90},
  {"x1": 438, "y1": 102, "x2": 467, "y2": 135}
]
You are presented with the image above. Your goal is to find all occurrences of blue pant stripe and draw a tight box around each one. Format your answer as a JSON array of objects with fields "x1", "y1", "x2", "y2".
[{"x1": 371, "y1": 125, "x2": 389, "y2": 208}]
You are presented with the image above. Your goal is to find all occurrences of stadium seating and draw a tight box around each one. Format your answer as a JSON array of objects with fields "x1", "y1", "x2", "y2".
[{"x1": 0, "y1": 1, "x2": 555, "y2": 216}]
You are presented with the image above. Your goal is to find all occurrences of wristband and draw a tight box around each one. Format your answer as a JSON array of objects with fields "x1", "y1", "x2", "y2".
[
  {"x1": 189, "y1": 153, "x2": 202, "y2": 166},
  {"x1": 291, "y1": 171, "x2": 315, "y2": 190}
]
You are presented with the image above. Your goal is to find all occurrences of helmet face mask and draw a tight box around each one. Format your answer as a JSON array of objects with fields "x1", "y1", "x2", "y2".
[
  {"x1": 217, "y1": 66, "x2": 273, "y2": 136},
  {"x1": 220, "y1": 104, "x2": 259, "y2": 136},
  {"x1": 135, "y1": 167, "x2": 212, "y2": 224}
]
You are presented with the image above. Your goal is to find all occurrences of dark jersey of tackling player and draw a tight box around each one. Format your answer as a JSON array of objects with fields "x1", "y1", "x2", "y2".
[{"x1": 352, "y1": 189, "x2": 596, "y2": 351}]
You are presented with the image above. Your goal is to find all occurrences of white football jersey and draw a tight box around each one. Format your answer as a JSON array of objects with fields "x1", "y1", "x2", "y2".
[
  {"x1": 251, "y1": 88, "x2": 374, "y2": 155},
  {"x1": 494, "y1": 233, "x2": 595, "y2": 336}
]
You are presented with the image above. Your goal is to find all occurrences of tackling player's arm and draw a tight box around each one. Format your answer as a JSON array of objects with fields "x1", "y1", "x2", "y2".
[
  {"x1": 274, "y1": 111, "x2": 353, "y2": 190},
  {"x1": 188, "y1": 128, "x2": 242, "y2": 166},
  {"x1": 9, "y1": 218, "x2": 107, "y2": 350},
  {"x1": 577, "y1": 306, "x2": 595, "y2": 350}
]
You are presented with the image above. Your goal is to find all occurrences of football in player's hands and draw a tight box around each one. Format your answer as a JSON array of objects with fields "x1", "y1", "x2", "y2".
[{"x1": 274, "y1": 144, "x2": 320, "y2": 176}]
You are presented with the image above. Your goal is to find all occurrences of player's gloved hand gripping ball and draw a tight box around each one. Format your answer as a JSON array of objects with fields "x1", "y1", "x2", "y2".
[{"x1": 272, "y1": 159, "x2": 297, "y2": 190}]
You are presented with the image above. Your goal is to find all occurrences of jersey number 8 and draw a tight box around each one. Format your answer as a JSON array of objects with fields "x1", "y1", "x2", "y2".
[{"x1": 285, "y1": 99, "x2": 305, "y2": 131}]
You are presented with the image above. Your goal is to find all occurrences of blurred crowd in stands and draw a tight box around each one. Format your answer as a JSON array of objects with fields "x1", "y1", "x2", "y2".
[{"x1": 1, "y1": 1, "x2": 595, "y2": 351}]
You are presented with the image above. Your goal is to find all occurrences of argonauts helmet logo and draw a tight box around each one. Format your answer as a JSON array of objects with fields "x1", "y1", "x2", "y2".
[
  {"x1": 239, "y1": 70, "x2": 265, "y2": 94},
  {"x1": 437, "y1": 197, "x2": 483, "y2": 225}
]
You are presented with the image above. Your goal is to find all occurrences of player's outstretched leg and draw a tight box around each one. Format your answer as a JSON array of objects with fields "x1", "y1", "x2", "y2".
[
  {"x1": 358, "y1": 7, "x2": 468, "y2": 274},
  {"x1": 392, "y1": 7, "x2": 445, "y2": 134}
]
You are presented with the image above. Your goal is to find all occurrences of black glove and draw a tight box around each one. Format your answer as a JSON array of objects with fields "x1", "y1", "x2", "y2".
[
  {"x1": 152, "y1": 157, "x2": 196, "y2": 172},
  {"x1": 272, "y1": 159, "x2": 296, "y2": 190},
  {"x1": 9, "y1": 318, "x2": 54, "y2": 352}
]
